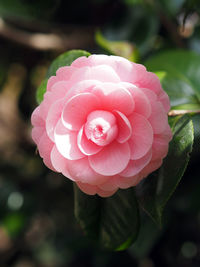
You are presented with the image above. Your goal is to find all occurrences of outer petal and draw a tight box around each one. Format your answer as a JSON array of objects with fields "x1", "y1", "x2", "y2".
[
  {"x1": 32, "y1": 126, "x2": 44, "y2": 145},
  {"x1": 70, "y1": 65, "x2": 120, "y2": 84},
  {"x1": 121, "y1": 82, "x2": 151, "y2": 118},
  {"x1": 120, "y1": 149, "x2": 152, "y2": 177},
  {"x1": 89, "y1": 141, "x2": 130, "y2": 176},
  {"x1": 50, "y1": 145, "x2": 74, "y2": 181},
  {"x1": 38, "y1": 132, "x2": 55, "y2": 171},
  {"x1": 68, "y1": 157, "x2": 108, "y2": 185},
  {"x1": 31, "y1": 106, "x2": 44, "y2": 127},
  {"x1": 158, "y1": 90, "x2": 171, "y2": 113},
  {"x1": 54, "y1": 119, "x2": 84, "y2": 160},
  {"x1": 77, "y1": 126, "x2": 102, "y2": 156},
  {"x1": 152, "y1": 136, "x2": 169, "y2": 161},
  {"x1": 139, "y1": 159, "x2": 163, "y2": 178},
  {"x1": 47, "y1": 66, "x2": 76, "y2": 91},
  {"x1": 76, "y1": 182, "x2": 97, "y2": 195},
  {"x1": 46, "y1": 99, "x2": 64, "y2": 141},
  {"x1": 116, "y1": 175, "x2": 139, "y2": 189},
  {"x1": 98, "y1": 176, "x2": 119, "y2": 191},
  {"x1": 148, "y1": 101, "x2": 168, "y2": 134},
  {"x1": 96, "y1": 187, "x2": 118, "y2": 197},
  {"x1": 128, "y1": 113, "x2": 153, "y2": 160},
  {"x1": 92, "y1": 83, "x2": 134, "y2": 115},
  {"x1": 113, "y1": 110, "x2": 132, "y2": 143},
  {"x1": 62, "y1": 93, "x2": 100, "y2": 131},
  {"x1": 130, "y1": 65, "x2": 162, "y2": 95}
]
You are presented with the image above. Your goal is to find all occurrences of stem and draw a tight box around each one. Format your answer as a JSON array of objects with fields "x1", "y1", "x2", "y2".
[{"x1": 168, "y1": 109, "x2": 200, "y2": 116}]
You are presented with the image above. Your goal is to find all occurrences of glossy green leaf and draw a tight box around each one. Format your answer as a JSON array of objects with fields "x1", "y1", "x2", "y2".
[
  {"x1": 136, "y1": 115, "x2": 194, "y2": 226},
  {"x1": 36, "y1": 50, "x2": 90, "y2": 104},
  {"x1": 145, "y1": 50, "x2": 200, "y2": 110},
  {"x1": 103, "y1": 5, "x2": 159, "y2": 56},
  {"x1": 74, "y1": 185, "x2": 140, "y2": 250},
  {"x1": 95, "y1": 31, "x2": 139, "y2": 62},
  {"x1": 36, "y1": 79, "x2": 48, "y2": 104},
  {"x1": 46, "y1": 50, "x2": 91, "y2": 78}
]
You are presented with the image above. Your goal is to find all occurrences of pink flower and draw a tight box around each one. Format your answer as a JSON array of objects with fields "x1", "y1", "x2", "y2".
[{"x1": 31, "y1": 55, "x2": 172, "y2": 197}]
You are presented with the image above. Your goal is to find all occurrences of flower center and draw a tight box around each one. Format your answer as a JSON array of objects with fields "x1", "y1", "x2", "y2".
[{"x1": 85, "y1": 110, "x2": 118, "y2": 146}]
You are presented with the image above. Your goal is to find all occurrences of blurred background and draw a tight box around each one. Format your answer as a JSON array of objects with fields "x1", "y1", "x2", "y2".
[{"x1": 0, "y1": 0, "x2": 200, "y2": 266}]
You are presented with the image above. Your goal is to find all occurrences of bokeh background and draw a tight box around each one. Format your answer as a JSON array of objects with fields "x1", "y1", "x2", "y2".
[{"x1": 0, "y1": 0, "x2": 200, "y2": 266}]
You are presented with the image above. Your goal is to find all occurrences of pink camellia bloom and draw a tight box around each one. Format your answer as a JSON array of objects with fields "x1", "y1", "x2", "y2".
[{"x1": 31, "y1": 55, "x2": 172, "y2": 197}]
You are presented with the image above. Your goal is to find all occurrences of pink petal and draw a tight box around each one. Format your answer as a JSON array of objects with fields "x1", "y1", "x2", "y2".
[
  {"x1": 54, "y1": 119, "x2": 84, "y2": 160},
  {"x1": 120, "y1": 149, "x2": 152, "y2": 177},
  {"x1": 71, "y1": 56, "x2": 92, "y2": 68},
  {"x1": 56, "y1": 66, "x2": 75, "y2": 80},
  {"x1": 77, "y1": 126, "x2": 102, "y2": 155},
  {"x1": 85, "y1": 110, "x2": 118, "y2": 146},
  {"x1": 140, "y1": 159, "x2": 163, "y2": 178},
  {"x1": 130, "y1": 65, "x2": 162, "y2": 95},
  {"x1": 89, "y1": 141, "x2": 130, "y2": 176},
  {"x1": 128, "y1": 113, "x2": 153, "y2": 160},
  {"x1": 113, "y1": 110, "x2": 132, "y2": 143},
  {"x1": 38, "y1": 131, "x2": 55, "y2": 171},
  {"x1": 92, "y1": 83, "x2": 134, "y2": 115},
  {"x1": 96, "y1": 187, "x2": 117, "y2": 197},
  {"x1": 68, "y1": 157, "x2": 108, "y2": 185},
  {"x1": 116, "y1": 175, "x2": 139, "y2": 189},
  {"x1": 32, "y1": 126, "x2": 45, "y2": 145},
  {"x1": 88, "y1": 55, "x2": 134, "y2": 82},
  {"x1": 70, "y1": 65, "x2": 120, "y2": 84},
  {"x1": 46, "y1": 99, "x2": 64, "y2": 141},
  {"x1": 152, "y1": 136, "x2": 169, "y2": 161},
  {"x1": 76, "y1": 182, "x2": 97, "y2": 195},
  {"x1": 50, "y1": 145, "x2": 74, "y2": 181},
  {"x1": 121, "y1": 82, "x2": 152, "y2": 118},
  {"x1": 98, "y1": 176, "x2": 119, "y2": 191},
  {"x1": 47, "y1": 66, "x2": 76, "y2": 91},
  {"x1": 39, "y1": 82, "x2": 69, "y2": 121},
  {"x1": 140, "y1": 88, "x2": 157, "y2": 103},
  {"x1": 62, "y1": 93, "x2": 100, "y2": 131},
  {"x1": 148, "y1": 101, "x2": 168, "y2": 134},
  {"x1": 158, "y1": 90, "x2": 171, "y2": 113},
  {"x1": 31, "y1": 106, "x2": 44, "y2": 127},
  {"x1": 50, "y1": 81, "x2": 70, "y2": 96}
]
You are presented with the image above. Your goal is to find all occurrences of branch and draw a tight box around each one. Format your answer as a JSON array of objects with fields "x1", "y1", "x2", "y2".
[
  {"x1": 168, "y1": 109, "x2": 200, "y2": 116},
  {"x1": 0, "y1": 17, "x2": 95, "y2": 51}
]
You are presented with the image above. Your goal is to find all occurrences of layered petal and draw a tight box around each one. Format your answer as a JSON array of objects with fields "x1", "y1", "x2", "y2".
[
  {"x1": 89, "y1": 141, "x2": 130, "y2": 176},
  {"x1": 50, "y1": 145, "x2": 74, "y2": 180},
  {"x1": 46, "y1": 99, "x2": 64, "y2": 141},
  {"x1": 113, "y1": 110, "x2": 132, "y2": 143},
  {"x1": 120, "y1": 149, "x2": 152, "y2": 177},
  {"x1": 128, "y1": 113, "x2": 153, "y2": 160},
  {"x1": 38, "y1": 131, "x2": 55, "y2": 171},
  {"x1": 54, "y1": 119, "x2": 84, "y2": 160},
  {"x1": 62, "y1": 93, "x2": 100, "y2": 131},
  {"x1": 148, "y1": 101, "x2": 168, "y2": 134},
  {"x1": 92, "y1": 83, "x2": 134, "y2": 115},
  {"x1": 77, "y1": 126, "x2": 102, "y2": 155},
  {"x1": 121, "y1": 82, "x2": 151, "y2": 118},
  {"x1": 68, "y1": 157, "x2": 108, "y2": 185}
]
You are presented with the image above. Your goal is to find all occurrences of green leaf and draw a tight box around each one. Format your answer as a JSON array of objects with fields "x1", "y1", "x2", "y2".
[
  {"x1": 95, "y1": 31, "x2": 139, "y2": 62},
  {"x1": 36, "y1": 50, "x2": 91, "y2": 104},
  {"x1": 46, "y1": 50, "x2": 91, "y2": 78},
  {"x1": 145, "y1": 50, "x2": 200, "y2": 110},
  {"x1": 74, "y1": 185, "x2": 140, "y2": 250},
  {"x1": 36, "y1": 79, "x2": 48, "y2": 104},
  {"x1": 136, "y1": 115, "x2": 194, "y2": 226},
  {"x1": 103, "y1": 5, "x2": 159, "y2": 57}
]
